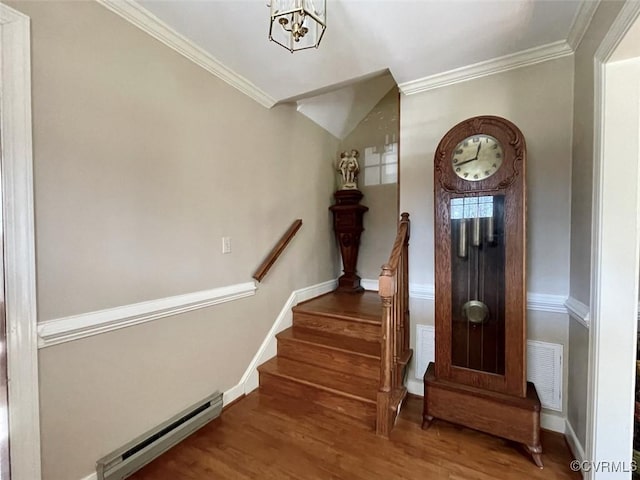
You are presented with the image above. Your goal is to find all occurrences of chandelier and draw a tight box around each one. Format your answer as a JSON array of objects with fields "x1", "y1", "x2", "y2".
[{"x1": 268, "y1": 0, "x2": 326, "y2": 53}]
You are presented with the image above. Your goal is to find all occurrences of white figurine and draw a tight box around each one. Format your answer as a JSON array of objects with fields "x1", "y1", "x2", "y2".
[{"x1": 337, "y1": 149, "x2": 360, "y2": 190}]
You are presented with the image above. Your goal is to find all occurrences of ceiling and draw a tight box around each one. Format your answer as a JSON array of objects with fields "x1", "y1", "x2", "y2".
[{"x1": 137, "y1": 0, "x2": 585, "y2": 104}]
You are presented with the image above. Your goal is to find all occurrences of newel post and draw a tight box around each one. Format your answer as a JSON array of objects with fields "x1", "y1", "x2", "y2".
[{"x1": 377, "y1": 265, "x2": 394, "y2": 436}]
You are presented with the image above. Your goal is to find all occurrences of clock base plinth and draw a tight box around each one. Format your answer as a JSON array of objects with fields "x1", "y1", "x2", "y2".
[{"x1": 422, "y1": 363, "x2": 543, "y2": 468}]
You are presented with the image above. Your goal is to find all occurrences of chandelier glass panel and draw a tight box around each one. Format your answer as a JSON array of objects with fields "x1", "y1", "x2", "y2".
[{"x1": 269, "y1": 0, "x2": 326, "y2": 52}]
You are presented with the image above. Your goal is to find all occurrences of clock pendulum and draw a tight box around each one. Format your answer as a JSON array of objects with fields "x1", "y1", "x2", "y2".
[{"x1": 422, "y1": 116, "x2": 543, "y2": 468}]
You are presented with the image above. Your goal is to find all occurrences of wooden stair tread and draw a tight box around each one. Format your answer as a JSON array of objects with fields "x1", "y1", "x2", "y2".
[
  {"x1": 294, "y1": 291, "x2": 382, "y2": 324},
  {"x1": 277, "y1": 327, "x2": 381, "y2": 359},
  {"x1": 258, "y1": 357, "x2": 378, "y2": 403}
]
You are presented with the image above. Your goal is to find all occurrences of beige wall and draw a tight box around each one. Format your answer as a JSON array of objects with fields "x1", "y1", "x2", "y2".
[
  {"x1": 567, "y1": 0, "x2": 625, "y2": 448},
  {"x1": 400, "y1": 56, "x2": 574, "y2": 415},
  {"x1": 10, "y1": 2, "x2": 340, "y2": 479},
  {"x1": 339, "y1": 88, "x2": 399, "y2": 280}
]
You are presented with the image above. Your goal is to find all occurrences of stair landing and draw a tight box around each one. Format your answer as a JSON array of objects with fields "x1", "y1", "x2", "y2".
[{"x1": 293, "y1": 290, "x2": 382, "y2": 323}]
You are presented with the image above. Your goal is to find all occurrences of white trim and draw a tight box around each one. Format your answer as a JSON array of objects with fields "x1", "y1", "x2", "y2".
[
  {"x1": 222, "y1": 382, "x2": 245, "y2": 407},
  {"x1": 566, "y1": 0, "x2": 601, "y2": 51},
  {"x1": 0, "y1": 5, "x2": 42, "y2": 479},
  {"x1": 367, "y1": 279, "x2": 567, "y2": 313},
  {"x1": 541, "y1": 412, "x2": 566, "y2": 434},
  {"x1": 406, "y1": 378, "x2": 565, "y2": 434},
  {"x1": 410, "y1": 283, "x2": 435, "y2": 301},
  {"x1": 240, "y1": 279, "x2": 337, "y2": 396},
  {"x1": 587, "y1": 4, "x2": 640, "y2": 478},
  {"x1": 398, "y1": 40, "x2": 573, "y2": 96},
  {"x1": 565, "y1": 296, "x2": 590, "y2": 328},
  {"x1": 526, "y1": 293, "x2": 568, "y2": 314},
  {"x1": 566, "y1": 419, "x2": 586, "y2": 463},
  {"x1": 96, "y1": 0, "x2": 276, "y2": 109},
  {"x1": 360, "y1": 278, "x2": 378, "y2": 292},
  {"x1": 38, "y1": 282, "x2": 257, "y2": 348},
  {"x1": 406, "y1": 378, "x2": 423, "y2": 397},
  {"x1": 80, "y1": 473, "x2": 97, "y2": 480}
]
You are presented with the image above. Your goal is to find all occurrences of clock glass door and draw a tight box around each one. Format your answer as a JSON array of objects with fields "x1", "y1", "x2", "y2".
[{"x1": 450, "y1": 195, "x2": 505, "y2": 375}]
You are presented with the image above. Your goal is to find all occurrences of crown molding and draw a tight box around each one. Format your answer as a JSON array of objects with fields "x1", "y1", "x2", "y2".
[
  {"x1": 399, "y1": 40, "x2": 573, "y2": 96},
  {"x1": 96, "y1": 0, "x2": 276, "y2": 109},
  {"x1": 566, "y1": 0, "x2": 601, "y2": 51}
]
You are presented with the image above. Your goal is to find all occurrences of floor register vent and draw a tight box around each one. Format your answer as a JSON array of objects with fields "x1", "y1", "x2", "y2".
[{"x1": 97, "y1": 391, "x2": 223, "y2": 480}]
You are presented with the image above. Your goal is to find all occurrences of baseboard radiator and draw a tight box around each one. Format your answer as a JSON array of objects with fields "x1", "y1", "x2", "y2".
[{"x1": 96, "y1": 391, "x2": 223, "y2": 480}]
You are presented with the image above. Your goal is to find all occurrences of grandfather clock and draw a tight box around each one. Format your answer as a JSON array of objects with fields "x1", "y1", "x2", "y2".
[{"x1": 422, "y1": 116, "x2": 542, "y2": 467}]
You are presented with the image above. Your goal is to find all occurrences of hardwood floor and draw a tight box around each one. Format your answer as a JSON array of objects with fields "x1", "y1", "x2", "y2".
[{"x1": 130, "y1": 392, "x2": 579, "y2": 480}]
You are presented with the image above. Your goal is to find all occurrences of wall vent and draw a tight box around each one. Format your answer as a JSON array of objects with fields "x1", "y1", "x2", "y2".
[
  {"x1": 414, "y1": 326, "x2": 563, "y2": 411},
  {"x1": 97, "y1": 391, "x2": 223, "y2": 480},
  {"x1": 527, "y1": 340, "x2": 563, "y2": 411},
  {"x1": 415, "y1": 324, "x2": 435, "y2": 380}
]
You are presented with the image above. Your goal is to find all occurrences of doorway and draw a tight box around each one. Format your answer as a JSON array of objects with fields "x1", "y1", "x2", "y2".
[{"x1": 588, "y1": 3, "x2": 640, "y2": 478}]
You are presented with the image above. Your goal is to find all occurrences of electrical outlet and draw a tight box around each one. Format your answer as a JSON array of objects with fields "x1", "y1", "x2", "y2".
[{"x1": 222, "y1": 236, "x2": 231, "y2": 254}]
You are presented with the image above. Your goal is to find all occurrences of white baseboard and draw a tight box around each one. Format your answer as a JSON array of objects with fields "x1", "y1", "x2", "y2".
[
  {"x1": 406, "y1": 378, "x2": 423, "y2": 396},
  {"x1": 230, "y1": 279, "x2": 337, "y2": 402},
  {"x1": 80, "y1": 473, "x2": 97, "y2": 480},
  {"x1": 541, "y1": 411, "x2": 566, "y2": 434},
  {"x1": 406, "y1": 378, "x2": 565, "y2": 434},
  {"x1": 360, "y1": 278, "x2": 378, "y2": 291},
  {"x1": 565, "y1": 419, "x2": 586, "y2": 462},
  {"x1": 222, "y1": 382, "x2": 245, "y2": 407}
]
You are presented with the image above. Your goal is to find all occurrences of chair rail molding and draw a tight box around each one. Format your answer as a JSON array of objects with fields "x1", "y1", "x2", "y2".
[
  {"x1": 0, "y1": 4, "x2": 43, "y2": 479},
  {"x1": 38, "y1": 282, "x2": 257, "y2": 348},
  {"x1": 362, "y1": 280, "x2": 567, "y2": 314},
  {"x1": 565, "y1": 296, "x2": 590, "y2": 328},
  {"x1": 96, "y1": 0, "x2": 276, "y2": 108}
]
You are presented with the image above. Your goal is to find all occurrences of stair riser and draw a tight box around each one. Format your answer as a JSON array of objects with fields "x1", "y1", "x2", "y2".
[
  {"x1": 259, "y1": 371, "x2": 376, "y2": 428},
  {"x1": 293, "y1": 312, "x2": 380, "y2": 342},
  {"x1": 277, "y1": 340, "x2": 380, "y2": 381}
]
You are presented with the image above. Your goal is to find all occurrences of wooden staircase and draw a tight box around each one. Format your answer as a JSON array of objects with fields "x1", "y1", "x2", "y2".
[
  {"x1": 258, "y1": 291, "x2": 383, "y2": 429},
  {"x1": 258, "y1": 213, "x2": 412, "y2": 436}
]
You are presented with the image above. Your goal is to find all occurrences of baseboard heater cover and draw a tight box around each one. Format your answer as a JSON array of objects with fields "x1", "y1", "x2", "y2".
[{"x1": 96, "y1": 391, "x2": 223, "y2": 480}]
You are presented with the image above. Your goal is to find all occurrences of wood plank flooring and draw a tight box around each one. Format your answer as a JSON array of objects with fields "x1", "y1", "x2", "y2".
[{"x1": 130, "y1": 392, "x2": 579, "y2": 480}]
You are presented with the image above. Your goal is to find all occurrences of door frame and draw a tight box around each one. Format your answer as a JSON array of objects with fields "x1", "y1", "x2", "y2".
[
  {"x1": 0, "y1": 4, "x2": 42, "y2": 479},
  {"x1": 588, "y1": 1, "x2": 640, "y2": 477}
]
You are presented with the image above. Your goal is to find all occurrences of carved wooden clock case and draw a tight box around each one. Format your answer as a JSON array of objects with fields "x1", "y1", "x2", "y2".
[{"x1": 422, "y1": 116, "x2": 542, "y2": 467}]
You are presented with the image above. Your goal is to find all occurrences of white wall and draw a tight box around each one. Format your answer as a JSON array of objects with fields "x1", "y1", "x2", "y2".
[{"x1": 400, "y1": 56, "x2": 574, "y2": 417}]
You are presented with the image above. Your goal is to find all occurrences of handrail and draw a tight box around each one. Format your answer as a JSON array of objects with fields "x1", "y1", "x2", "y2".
[
  {"x1": 376, "y1": 212, "x2": 411, "y2": 437},
  {"x1": 253, "y1": 219, "x2": 303, "y2": 282}
]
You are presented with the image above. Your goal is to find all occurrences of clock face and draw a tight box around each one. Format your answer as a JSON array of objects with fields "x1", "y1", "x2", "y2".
[{"x1": 451, "y1": 134, "x2": 504, "y2": 181}]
